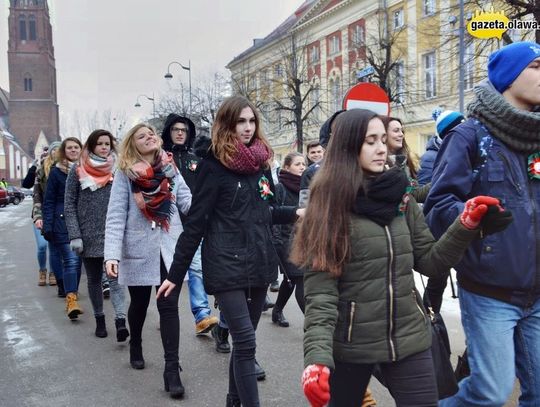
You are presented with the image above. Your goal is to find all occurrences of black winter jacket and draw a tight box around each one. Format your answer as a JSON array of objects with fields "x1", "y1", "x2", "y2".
[{"x1": 168, "y1": 141, "x2": 297, "y2": 294}]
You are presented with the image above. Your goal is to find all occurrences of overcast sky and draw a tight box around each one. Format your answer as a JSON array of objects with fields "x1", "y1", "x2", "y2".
[{"x1": 0, "y1": 0, "x2": 301, "y2": 134}]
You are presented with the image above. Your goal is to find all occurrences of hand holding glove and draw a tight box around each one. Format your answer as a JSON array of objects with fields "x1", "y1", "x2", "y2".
[
  {"x1": 479, "y1": 204, "x2": 513, "y2": 236},
  {"x1": 70, "y1": 238, "x2": 84, "y2": 255},
  {"x1": 460, "y1": 196, "x2": 500, "y2": 230},
  {"x1": 302, "y1": 364, "x2": 330, "y2": 407}
]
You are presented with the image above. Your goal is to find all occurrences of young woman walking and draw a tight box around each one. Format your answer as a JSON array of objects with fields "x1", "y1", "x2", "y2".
[
  {"x1": 293, "y1": 109, "x2": 508, "y2": 407},
  {"x1": 271, "y1": 152, "x2": 306, "y2": 327},
  {"x1": 64, "y1": 129, "x2": 129, "y2": 340},
  {"x1": 157, "y1": 95, "x2": 301, "y2": 407},
  {"x1": 104, "y1": 123, "x2": 191, "y2": 398},
  {"x1": 42, "y1": 137, "x2": 83, "y2": 318}
]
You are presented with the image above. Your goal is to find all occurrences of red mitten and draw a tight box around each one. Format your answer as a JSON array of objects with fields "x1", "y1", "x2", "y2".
[
  {"x1": 302, "y1": 364, "x2": 330, "y2": 407},
  {"x1": 460, "y1": 196, "x2": 501, "y2": 230}
]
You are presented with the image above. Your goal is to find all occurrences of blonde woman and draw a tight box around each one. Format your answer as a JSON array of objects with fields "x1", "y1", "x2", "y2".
[{"x1": 104, "y1": 123, "x2": 191, "y2": 398}]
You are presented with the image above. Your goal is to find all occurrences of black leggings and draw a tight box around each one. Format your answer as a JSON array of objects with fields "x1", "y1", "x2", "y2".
[
  {"x1": 127, "y1": 257, "x2": 181, "y2": 363},
  {"x1": 274, "y1": 275, "x2": 305, "y2": 313},
  {"x1": 329, "y1": 348, "x2": 438, "y2": 407},
  {"x1": 215, "y1": 287, "x2": 267, "y2": 407}
]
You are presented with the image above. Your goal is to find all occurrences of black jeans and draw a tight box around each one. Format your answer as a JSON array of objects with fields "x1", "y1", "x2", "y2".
[
  {"x1": 329, "y1": 348, "x2": 438, "y2": 407},
  {"x1": 274, "y1": 275, "x2": 305, "y2": 313},
  {"x1": 215, "y1": 287, "x2": 266, "y2": 407},
  {"x1": 127, "y1": 257, "x2": 181, "y2": 364}
]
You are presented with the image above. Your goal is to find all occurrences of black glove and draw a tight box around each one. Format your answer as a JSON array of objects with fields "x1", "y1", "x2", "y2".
[
  {"x1": 42, "y1": 229, "x2": 54, "y2": 242},
  {"x1": 480, "y1": 205, "x2": 513, "y2": 236}
]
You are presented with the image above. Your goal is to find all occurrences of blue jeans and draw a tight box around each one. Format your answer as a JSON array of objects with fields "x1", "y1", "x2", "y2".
[
  {"x1": 48, "y1": 242, "x2": 62, "y2": 278},
  {"x1": 188, "y1": 245, "x2": 211, "y2": 323},
  {"x1": 32, "y1": 224, "x2": 48, "y2": 271},
  {"x1": 439, "y1": 288, "x2": 540, "y2": 407},
  {"x1": 55, "y1": 243, "x2": 82, "y2": 294}
]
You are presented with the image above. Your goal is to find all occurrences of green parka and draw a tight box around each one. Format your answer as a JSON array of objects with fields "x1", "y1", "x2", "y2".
[{"x1": 303, "y1": 197, "x2": 478, "y2": 369}]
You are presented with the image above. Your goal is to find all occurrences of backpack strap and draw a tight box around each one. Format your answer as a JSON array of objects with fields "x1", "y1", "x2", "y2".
[{"x1": 471, "y1": 119, "x2": 493, "y2": 183}]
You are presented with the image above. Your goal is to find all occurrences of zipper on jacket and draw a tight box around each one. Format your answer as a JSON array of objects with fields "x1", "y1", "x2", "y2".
[
  {"x1": 497, "y1": 151, "x2": 521, "y2": 193},
  {"x1": 527, "y1": 175, "x2": 539, "y2": 307},
  {"x1": 412, "y1": 290, "x2": 427, "y2": 324},
  {"x1": 384, "y1": 226, "x2": 397, "y2": 361},
  {"x1": 230, "y1": 181, "x2": 241, "y2": 209},
  {"x1": 347, "y1": 301, "x2": 356, "y2": 343}
]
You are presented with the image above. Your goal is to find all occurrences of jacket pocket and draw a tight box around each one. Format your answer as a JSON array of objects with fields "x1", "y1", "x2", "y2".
[
  {"x1": 335, "y1": 300, "x2": 356, "y2": 343},
  {"x1": 122, "y1": 230, "x2": 145, "y2": 259},
  {"x1": 412, "y1": 290, "x2": 428, "y2": 325}
]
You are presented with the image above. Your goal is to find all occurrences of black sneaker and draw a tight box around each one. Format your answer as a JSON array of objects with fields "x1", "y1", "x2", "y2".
[
  {"x1": 255, "y1": 360, "x2": 266, "y2": 381},
  {"x1": 269, "y1": 280, "x2": 280, "y2": 292}
]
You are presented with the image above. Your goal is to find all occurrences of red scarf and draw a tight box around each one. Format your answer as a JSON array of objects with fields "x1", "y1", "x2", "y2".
[
  {"x1": 77, "y1": 150, "x2": 115, "y2": 191},
  {"x1": 126, "y1": 150, "x2": 177, "y2": 231},
  {"x1": 224, "y1": 139, "x2": 271, "y2": 175}
]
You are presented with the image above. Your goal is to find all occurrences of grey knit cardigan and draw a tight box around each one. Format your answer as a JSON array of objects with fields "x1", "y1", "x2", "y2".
[
  {"x1": 64, "y1": 164, "x2": 113, "y2": 258},
  {"x1": 103, "y1": 169, "x2": 191, "y2": 286}
]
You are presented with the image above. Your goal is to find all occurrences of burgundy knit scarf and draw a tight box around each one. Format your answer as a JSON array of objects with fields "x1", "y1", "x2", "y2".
[
  {"x1": 224, "y1": 139, "x2": 271, "y2": 175},
  {"x1": 278, "y1": 170, "x2": 301, "y2": 194}
]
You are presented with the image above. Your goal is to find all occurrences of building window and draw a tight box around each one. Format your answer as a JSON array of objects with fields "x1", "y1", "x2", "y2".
[
  {"x1": 394, "y1": 9, "x2": 404, "y2": 29},
  {"x1": 311, "y1": 83, "x2": 321, "y2": 120},
  {"x1": 351, "y1": 24, "x2": 365, "y2": 46},
  {"x1": 310, "y1": 46, "x2": 320, "y2": 64},
  {"x1": 329, "y1": 76, "x2": 342, "y2": 112},
  {"x1": 261, "y1": 69, "x2": 270, "y2": 86},
  {"x1": 19, "y1": 15, "x2": 27, "y2": 41},
  {"x1": 464, "y1": 42, "x2": 474, "y2": 90},
  {"x1": 393, "y1": 61, "x2": 405, "y2": 102},
  {"x1": 328, "y1": 34, "x2": 341, "y2": 56},
  {"x1": 423, "y1": 0, "x2": 435, "y2": 16},
  {"x1": 423, "y1": 52, "x2": 436, "y2": 98},
  {"x1": 29, "y1": 15, "x2": 36, "y2": 40},
  {"x1": 274, "y1": 64, "x2": 283, "y2": 78},
  {"x1": 24, "y1": 77, "x2": 33, "y2": 92}
]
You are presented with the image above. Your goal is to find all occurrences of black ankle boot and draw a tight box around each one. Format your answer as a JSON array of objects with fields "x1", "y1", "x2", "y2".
[
  {"x1": 255, "y1": 359, "x2": 266, "y2": 381},
  {"x1": 163, "y1": 362, "x2": 185, "y2": 398},
  {"x1": 211, "y1": 325, "x2": 231, "y2": 353},
  {"x1": 115, "y1": 318, "x2": 129, "y2": 342},
  {"x1": 95, "y1": 315, "x2": 108, "y2": 338},
  {"x1": 226, "y1": 393, "x2": 241, "y2": 407},
  {"x1": 57, "y1": 279, "x2": 66, "y2": 298},
  {"x1": 129, "y1": 340, "x2": 145, "y2": 369},
  {"x1": 272, "y1": 308, "x2": 290, "y2": 327},
  {"x1": 262, "y1": 295, "x2": 275, "y2": 312}
]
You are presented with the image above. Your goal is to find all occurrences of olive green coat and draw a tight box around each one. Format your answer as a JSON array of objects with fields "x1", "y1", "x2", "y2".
[{"x1": 303, "y1": 198, "x2": 478, "y2": 369}]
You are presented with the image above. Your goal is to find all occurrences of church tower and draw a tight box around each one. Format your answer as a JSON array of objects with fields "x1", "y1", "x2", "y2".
[{"x1": 7, "y1": 0, "x2": 59, "y2": 157}]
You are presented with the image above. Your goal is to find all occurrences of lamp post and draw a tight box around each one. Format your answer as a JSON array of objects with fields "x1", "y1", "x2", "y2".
[
  {"x1": 134, "y1": 93, "x2": 156, "y2": 118},
  {"x1": 164, "y1": 60, "x2": 192, "y2": 115}
]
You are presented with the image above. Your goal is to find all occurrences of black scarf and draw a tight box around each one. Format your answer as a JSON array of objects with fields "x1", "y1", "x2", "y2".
[
  {"x1": 278, "y1": 170, "x2": 301, "y2": 194},
  {"x1": 353, "y1": 167, "x2": 409, "y2": 226}
]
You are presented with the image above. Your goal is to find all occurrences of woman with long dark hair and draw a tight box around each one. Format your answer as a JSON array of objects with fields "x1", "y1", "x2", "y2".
[
  {"x1": 42, "y1": 137, "x2": 83, "y2": 318},
  {"x1": 157, "y1": 95, "x2": 301, "y2": 407},
  {"x1": 104, "y1": 123, "x2": 191, "y2": 398},
  {"x1": 64, "y1": 129, "x2": 128, "y2": 340},
  {"x1": 292, "y1": 109, "x2": 506, "y2": 407}
]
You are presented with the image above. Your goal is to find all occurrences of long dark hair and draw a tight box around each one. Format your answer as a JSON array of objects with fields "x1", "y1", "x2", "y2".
[
  {"x1": 290, "y1": 109, "x2": 380, "y2": 277},
  {"x1": 380, "y1": 116, "x2": 418, "y2": 178}
]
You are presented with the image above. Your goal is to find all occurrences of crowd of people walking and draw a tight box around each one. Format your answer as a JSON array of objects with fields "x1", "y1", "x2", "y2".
[{"x1": 22, "y1": 41, "x2": 540, "y2": 407}]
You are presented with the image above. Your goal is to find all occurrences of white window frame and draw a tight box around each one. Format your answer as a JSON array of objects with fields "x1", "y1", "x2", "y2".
[
  {"x1": 351, "y1": 24, "x2": 365, "y2": 46},
  {"x1": 423, "y1": 52, "x2": 436, "y2": 98},
  {"x1": 394, "y1": 61, "x2": 405, "y2": 102},
  {"x1": 310, "y1": 46, "x2": 320, "y2": 64},
  {"x1": 393, "y1": 9, "x2": 404, "y2": 30},
  {"x1": 328, "y1": 34, "x2": 340, "y2": 56},
  {"x1": 423, "y1": 0, "x2": 435, "y2": 16}
]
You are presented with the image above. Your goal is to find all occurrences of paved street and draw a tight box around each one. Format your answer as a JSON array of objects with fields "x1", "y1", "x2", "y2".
[{"x1": 0, "y1": 200, "x2": 518, "y2": 406}]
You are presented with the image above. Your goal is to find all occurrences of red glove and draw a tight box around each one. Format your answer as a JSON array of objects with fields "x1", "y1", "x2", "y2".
[
  {"x1": 460, "y1": 196, "x2": 501, "y2": 230},
  {"x1": 302, "y1": 364, "x2": 330, "y2": 407}
]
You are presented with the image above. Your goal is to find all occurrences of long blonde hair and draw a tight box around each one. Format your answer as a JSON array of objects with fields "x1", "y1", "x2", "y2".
[
  {"x1": 117, "y1": 123, "x2": 162, "y2": 172},
  {"x1": 211, "y1": 95, "x2": 272, "y2": 167}
]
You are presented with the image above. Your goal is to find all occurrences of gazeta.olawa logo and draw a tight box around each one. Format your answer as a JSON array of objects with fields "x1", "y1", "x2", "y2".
[{"x1": 467, "y1": 8, "x2": 539, "y2": 39}]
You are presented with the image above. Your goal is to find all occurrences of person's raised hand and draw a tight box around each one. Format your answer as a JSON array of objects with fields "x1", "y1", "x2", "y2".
[{"x1": 302, "y1": 364, "x2": 330, "y2": 407}]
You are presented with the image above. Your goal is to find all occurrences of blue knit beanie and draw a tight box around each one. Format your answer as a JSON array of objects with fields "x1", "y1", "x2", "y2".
[
  {"x1": 435, "y1": 110, "x2": 465, "y2": 139},
  {"x1": 488, "y1": 41, "x2": 540, "y2": 93}
]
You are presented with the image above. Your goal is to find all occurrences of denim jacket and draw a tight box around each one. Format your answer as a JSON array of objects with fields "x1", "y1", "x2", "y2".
[{"x1": 424, "y1": 118, "x2": 540, "y2": 307}]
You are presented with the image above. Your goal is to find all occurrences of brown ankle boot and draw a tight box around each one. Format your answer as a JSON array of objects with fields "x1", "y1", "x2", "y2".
[
  {"x1": 38, "y1": 270, "x2": 47, "y2": 286},
  {"x1": 48, "y1": 272, "x2": 57, "y2": 286},
  {"x1": 65, "y1": 292, "x2": 83, "y2": 320}
]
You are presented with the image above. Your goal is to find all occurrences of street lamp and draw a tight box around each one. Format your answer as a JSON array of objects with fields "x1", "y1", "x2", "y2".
[
  {"x1": 134, "y1": 93, "x2": 156, "y2": 118},
  {"x1": 164, "y1": 60, "x2": 192, "y2": 115}
]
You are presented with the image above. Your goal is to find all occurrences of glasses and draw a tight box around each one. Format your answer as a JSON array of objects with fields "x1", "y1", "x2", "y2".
[{"x1": 172, "y1": 127, "x2": 187, "y2": 133}]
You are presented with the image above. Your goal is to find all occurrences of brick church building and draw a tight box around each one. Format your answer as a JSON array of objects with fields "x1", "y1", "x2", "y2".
[{"x1": 0, "y1": 0, "x2": 59, "y2": 183}]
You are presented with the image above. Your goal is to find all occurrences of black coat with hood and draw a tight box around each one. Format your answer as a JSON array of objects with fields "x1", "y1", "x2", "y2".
[
  {"x1": 161, "y1": 113, "x2": 200, "y2": 192},
  {"x1": 167, "y1": 136, "x2": 298, "y2": 295}
]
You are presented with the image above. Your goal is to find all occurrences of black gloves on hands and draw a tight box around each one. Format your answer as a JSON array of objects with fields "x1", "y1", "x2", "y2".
[{"x1": 479, "y1": 204, "x2": 513, "y2": 236}]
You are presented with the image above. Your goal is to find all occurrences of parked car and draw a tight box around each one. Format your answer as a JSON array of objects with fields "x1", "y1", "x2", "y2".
[
  {"x1": 21, "y1": 188, "x2": 34, "y2": 197},
  {"x1": 7, "y1": 186, "x2": 25, "y2": 205},
  {"x1": 0, "y1": 187, "x2": 8, "y2": 207}
]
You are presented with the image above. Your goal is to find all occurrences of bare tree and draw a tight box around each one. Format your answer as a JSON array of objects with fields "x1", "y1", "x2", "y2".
[{"x1": 61, "y1": 109, "x2": 127, "y2": 141}]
